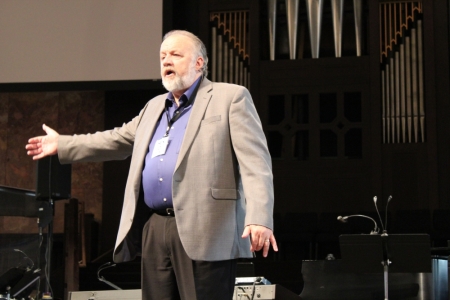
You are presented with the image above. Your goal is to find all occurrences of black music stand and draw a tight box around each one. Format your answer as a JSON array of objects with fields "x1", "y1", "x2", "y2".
[
  {"x1": 35, "y1": 155, "x2": 71, "y2": 299},
  {"x1": 340, "y1": 234, "x2": 431, "y2": 300}
]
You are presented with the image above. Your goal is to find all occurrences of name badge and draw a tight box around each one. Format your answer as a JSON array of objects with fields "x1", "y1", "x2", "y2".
[{"x1": 151, "y1": 136, "x2": 169, "y2": 158}]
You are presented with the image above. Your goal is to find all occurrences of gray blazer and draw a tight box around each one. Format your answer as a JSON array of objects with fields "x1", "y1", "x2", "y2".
[{"x1": 58, "y1": 78, "x2": 274, "y2": 262}]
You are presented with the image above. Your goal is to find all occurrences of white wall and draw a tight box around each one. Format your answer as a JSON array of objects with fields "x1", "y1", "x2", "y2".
[{"x1": 0, "y1": 0, "x2": 162, "y2": 83}]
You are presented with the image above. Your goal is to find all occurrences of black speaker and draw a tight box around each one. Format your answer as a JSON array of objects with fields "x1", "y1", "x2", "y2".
[{"x1": 35, "y1": 155, "x2": 71, "y2": 201}]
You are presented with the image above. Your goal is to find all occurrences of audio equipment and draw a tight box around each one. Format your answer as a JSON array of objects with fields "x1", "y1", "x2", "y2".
[
  {"x1": 68, "y1": 289, "x2": 141, "y2": 300},
  {"x1": 233, "y1": 284, "x2": 301, "y2": 300},
  {"x1": 68, "y1": 284, "x2": 301, "y2": 300},
  {"x1": 235, "y1": 276, "x2": 271, "y2": 285}
]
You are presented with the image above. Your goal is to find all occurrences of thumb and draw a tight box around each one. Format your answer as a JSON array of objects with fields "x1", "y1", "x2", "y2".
[
  {"x1": 42, "y1": 124, "x2": 56, "y2": 136},
  {"x1": 241, "y1": 226, "x2": 251, "y2": 238}
]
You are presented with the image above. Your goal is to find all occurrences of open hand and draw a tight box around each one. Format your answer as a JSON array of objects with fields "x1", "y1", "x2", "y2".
[{"x1": 25, "y1": 124, "x2": 59, "y2": 160}]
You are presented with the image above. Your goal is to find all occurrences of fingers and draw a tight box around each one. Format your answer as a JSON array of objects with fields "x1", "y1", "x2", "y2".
[
  {"x1": 241, "y1": 226, "x2": 251, "y2": 239},
  {"x1": 261, "y1": 234, "x2": 278, "y2": 257},
  {"x1": 269, "y1": 234, "x2": 278, "y2": 252},
  {"x1": 25, "y1": 124, "x2": 59, "y2": 159},
  {"x1": 32, "y1": 152, "x2": 47, "y2": 160},
  {"x1": 26, "y1": 139, "x2": 42, "y2": 156},
  {"x1": 262, "y1": 238, "x2": 271, "y2": 257},
  {"x1": 242, "y1": 225, "x2": 278, "y2": 257},
  {"x1": 27, "y1": 137, "x2": 43, "y2": 145}
]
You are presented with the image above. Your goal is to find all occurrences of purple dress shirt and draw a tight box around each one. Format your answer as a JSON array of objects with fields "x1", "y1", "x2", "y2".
[{"x1": 142, "y1": 77, "x2": 202, "y2": 210}]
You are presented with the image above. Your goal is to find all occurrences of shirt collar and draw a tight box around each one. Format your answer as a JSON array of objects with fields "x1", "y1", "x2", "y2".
[{"x1": 167, "y1": 76, "x2": 202, "y2": 107}]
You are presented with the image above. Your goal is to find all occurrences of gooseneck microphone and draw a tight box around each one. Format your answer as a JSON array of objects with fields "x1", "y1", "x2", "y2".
[
  {"x1": 373, "y1": 196, "x2": 385, "y2": 233},
  {"x1": 337, "y1": 215, "x2": 380, "y2": 234},
  {"x1": 373, "y1": 195, "x2": 393, "y2": 235},
  {"x1": 384, "y1": 195, "x2": 392, "y2": 233}
]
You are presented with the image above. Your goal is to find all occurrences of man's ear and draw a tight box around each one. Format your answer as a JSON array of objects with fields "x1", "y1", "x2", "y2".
[{"x1": 196, "y1": 57, "x2": 204, "y2": 72}]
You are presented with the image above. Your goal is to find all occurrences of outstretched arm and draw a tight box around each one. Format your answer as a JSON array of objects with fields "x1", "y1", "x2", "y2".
[{"x1": 25, "y1": 124, "x2": 59, "y2": 160}]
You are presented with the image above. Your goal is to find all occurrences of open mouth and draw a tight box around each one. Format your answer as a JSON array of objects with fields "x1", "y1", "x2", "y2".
[{"x1": 164, "y1": 70, "x2": 175, "y2": 78}]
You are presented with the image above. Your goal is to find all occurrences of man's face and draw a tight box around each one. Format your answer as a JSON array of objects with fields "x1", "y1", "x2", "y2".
[{"x1": 160, "y1": 35, "x2": 203, "y2": 94}]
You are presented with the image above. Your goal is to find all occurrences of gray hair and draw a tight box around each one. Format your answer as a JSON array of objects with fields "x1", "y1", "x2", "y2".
[{"x1": 163, "y1": 30, "x2": 209, "y2": 77}]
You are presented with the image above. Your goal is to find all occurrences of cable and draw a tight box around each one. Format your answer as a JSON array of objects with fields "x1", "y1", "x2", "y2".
[
  {"x1": 250, "y1": 277, "x2": 262, "y2": 300},
  {"x1": 14, "y1": 248, "x2": 34, "y2": 271},
  {"x1": 236, "y1": 286, "x2": 250, "y2": 299},
  {"x1": 97, "y1": 262, "x2": 122, "y2": 290}
]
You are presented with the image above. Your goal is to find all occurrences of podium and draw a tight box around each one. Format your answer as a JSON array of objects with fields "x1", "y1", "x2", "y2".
[{"x1": 340, "y1": 234, "x2": 431, "y2": 299}]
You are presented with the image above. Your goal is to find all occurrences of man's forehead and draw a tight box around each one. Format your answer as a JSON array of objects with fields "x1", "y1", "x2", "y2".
[{"x1": 160, "y1": 35, "x2": 194, "y2": 52}]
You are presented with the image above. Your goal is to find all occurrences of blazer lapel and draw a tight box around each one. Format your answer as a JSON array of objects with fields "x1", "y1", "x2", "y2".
[
  {"x1": 174, "y1": 78, "x2": 213, "y2": 171},
  {"x1": 133, "y1": 95, "x2": 167, "y2": 168}
]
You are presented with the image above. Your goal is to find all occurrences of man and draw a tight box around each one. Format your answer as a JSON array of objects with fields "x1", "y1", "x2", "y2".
[{"x1": 26, "y1": 30, "x2": 277, "y2": 300}]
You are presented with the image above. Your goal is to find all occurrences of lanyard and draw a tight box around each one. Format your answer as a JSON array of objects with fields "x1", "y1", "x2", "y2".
[{"x1": 163, "y1": 78, "x2": 202, "y2": 137}]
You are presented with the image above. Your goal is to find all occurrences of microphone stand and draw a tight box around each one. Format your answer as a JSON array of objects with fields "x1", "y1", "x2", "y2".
[
  {"x1": 380, "y1": 231, "x2": 391, "y2": 300},
  {"x1": 44, "y1": 198, "x2": 55, "y2": 300}
]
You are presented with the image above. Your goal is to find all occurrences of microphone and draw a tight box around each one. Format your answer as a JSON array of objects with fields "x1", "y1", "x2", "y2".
[
  {"x1": 385, "y1": 195, "x2": 392, "y2": 233},
  {"x1": 337, "y1": 214, "x2": 380, "y2": 234},
  {"x1": 373, "y1": 195, "x2": 393, "y2": 235},
  {"x1": 373, "y1": 196, "x2": 386, "y2": 233}
]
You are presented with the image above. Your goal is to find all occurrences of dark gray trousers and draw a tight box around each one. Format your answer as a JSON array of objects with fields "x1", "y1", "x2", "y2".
[{"x1": 141, "y1": 213, "x2": 237, "y2": 300}]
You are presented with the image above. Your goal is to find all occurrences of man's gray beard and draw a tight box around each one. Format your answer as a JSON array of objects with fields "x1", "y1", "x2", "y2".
[
  {"x1": 162, "y1": 68, "x2": 198, "y2": 93},
  {"x1": 162, "y1": 75, "x2": 186, "y2": 92}
]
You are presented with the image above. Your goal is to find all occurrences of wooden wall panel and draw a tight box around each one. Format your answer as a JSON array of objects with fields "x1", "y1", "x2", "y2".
[{"x1": 0, "y1": 92, "x2": 104, "y2": 234}]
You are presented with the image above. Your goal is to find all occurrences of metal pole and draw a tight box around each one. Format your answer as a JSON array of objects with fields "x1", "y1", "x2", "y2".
[
  {"x1": 268, "y1": 0, "x2": 277, "y2": 60},
  {"x1": 332, "y1": 0, "x2": 344, "y2": 57},
  {"x1": 353, "y1": 0, "x2": 363, "y2": 56},
  {"x1": 286, "y1": 0, "x2": 300, "y2": 59},
  {"x1": 306, "y1": 0, "x2": 324, "y2": 59}
]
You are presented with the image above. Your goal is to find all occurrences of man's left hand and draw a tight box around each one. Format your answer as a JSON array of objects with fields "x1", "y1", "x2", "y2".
[{"x1": 242, "y1": 225, "x2": 278, "y2": 257}]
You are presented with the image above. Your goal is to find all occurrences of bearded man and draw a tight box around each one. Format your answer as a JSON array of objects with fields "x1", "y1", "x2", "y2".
[{"x1": 26, "y1": 30, "x2": 277, "y2": 300}]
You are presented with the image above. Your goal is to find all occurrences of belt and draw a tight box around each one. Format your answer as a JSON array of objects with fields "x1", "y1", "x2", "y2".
[{"x1": 153, "y1": 208, "x2": 175, "y2": 216}]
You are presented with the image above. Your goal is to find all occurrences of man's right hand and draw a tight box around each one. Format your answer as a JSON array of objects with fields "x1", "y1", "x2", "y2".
[{"x1": 26, "y1": 124, "x2": 59, "y2": 160}]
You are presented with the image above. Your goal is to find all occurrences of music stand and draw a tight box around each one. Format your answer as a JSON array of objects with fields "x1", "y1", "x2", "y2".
[
  {"x1": 340, "y1": 234, "x2": 431, "y2": 300},
  {"x1": 35, "y1": 155, "x2": 72, "y2": 298},
  {"x1": 0, "y1": 268, "x2": 25, "y2": 294}
]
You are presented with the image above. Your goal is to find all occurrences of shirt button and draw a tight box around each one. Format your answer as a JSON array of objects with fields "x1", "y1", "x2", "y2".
[
  {"x1": 160, "y1": 158, "x2": 163, "y2": 162},
  {"x1": 171, "y1": 126, "x2": 175, "y2": 129},
  {"x1": 159, "y1": 178, "x2": 163, "y2": 182},
  {"x1": 163, "y1": 198, "x2": 167, "y2": 202}
]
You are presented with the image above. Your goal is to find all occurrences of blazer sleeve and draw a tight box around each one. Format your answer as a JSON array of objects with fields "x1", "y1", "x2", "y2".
[
  {"x1": 58, "y1": 102, "x2": 150, "y2": 163},
  {"x1": 228, "y1": 86, "x2": 274, "y2": 230}
]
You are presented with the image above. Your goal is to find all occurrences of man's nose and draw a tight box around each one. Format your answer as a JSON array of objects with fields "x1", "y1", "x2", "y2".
[{"x1": 162, "y1": 57, "x2": 172, "y2": 66}]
